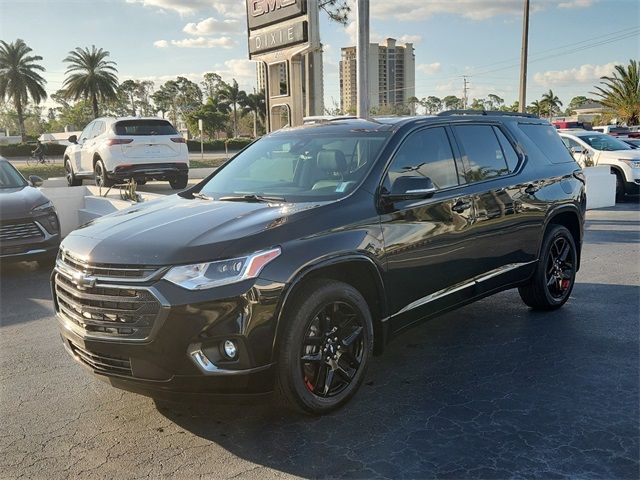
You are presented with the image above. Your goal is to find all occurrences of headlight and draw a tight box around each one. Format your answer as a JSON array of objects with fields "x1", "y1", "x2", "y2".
[
  {"x1": 163, "y1": 247, "x2": 281, "y2": 290},
  {"x1": 620, "y1": 159, "x2": 640, "y2": 168},
  {"x1": 32, "y1": 200, "x2": 54, "y2": 212}
]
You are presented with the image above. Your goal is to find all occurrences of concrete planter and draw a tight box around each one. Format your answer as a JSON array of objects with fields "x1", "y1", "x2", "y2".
[{"x1": 583, "y1": 166, "x2": 616, "y2": 210}]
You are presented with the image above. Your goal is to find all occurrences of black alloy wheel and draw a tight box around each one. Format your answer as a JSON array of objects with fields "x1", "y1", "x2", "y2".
[
  {"x1": 65, "y1": 159, "x2": 82, "y2": 186},
  {"x1": 300, "y1": 301, "x2": 365, "y2": 398},
  {"x1": 94, "y1": 160, "x2": 114, "y2": 188},
  {"x1": 276, "y1": 279, "x2": 373, "y2": 414},
  {"x1": 519, "y1": 225, "x2": 577, "y2": 310}
]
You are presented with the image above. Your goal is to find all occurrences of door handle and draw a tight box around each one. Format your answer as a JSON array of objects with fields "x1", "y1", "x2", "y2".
[{"x1": 452, "y1": 200, "x2": 472, "y2": 213}]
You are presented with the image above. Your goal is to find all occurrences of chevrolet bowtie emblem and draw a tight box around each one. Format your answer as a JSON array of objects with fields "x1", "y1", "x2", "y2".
[{"x1": 72, "y1": 271, "x2": 97, "y2": 290}]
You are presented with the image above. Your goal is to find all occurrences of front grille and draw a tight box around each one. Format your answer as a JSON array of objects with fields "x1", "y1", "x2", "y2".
[
  {"x1": 68, "y1": 340, "x2": 133, "y2": 376},
  {"x1": 58, "y1": 251, "x2": 161, "y2": 281},
  {"x1": 0, "y1": 221, "x2": 43, "y2": 242},
  {"x1": 54, "y1": 272, "x2": 161, "y2": 339}
]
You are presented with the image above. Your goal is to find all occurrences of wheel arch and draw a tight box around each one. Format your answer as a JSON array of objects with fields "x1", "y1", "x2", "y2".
[
  {"x1": 92, "y1": 153, "x2": 102, "y2": 169},
  {"x1": 271, "y1": 254, "x2": 389, "y2": 360},
  {"x1": 541, "y1": 205, "x2": 583, "y2": 270}
]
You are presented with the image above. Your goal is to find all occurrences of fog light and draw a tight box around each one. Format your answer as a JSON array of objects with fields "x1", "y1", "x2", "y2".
[{"x1": 222, "y1": 340, "x2": 238, "y2": 359}]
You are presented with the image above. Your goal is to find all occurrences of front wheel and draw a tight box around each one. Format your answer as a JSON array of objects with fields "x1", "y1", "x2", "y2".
[
  {"x1": 65, "y1": 159, "x2": 82, "y2": 186},
  {"x1": 275, "y1": 279, "x2": 373, "y2": 415},
  {"x1": 613, "y1": 170, "x2": 626, "y2": 202},
  {"x1": 518, "y1": 225, "x2": 577, "y2": 310},
  {"x1": 169, "y1": 175, "x2": 188, "y2": 190}
]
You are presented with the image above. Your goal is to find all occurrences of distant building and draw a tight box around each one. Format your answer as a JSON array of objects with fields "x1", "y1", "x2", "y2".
[
  {"x1": 340, "y1": 38, "x2": 416, "y2": 113},
  {"x1": 554, "y1": 101, "x2": 608, "y2": 124}
]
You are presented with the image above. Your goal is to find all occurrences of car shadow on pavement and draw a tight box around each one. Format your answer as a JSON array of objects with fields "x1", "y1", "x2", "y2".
[
  {"x1": 154, "y1": 282, "x2": 639, "y2": 479},
  {"x1": 0, "y1": 260, "x2": 56, "y2": 327}
]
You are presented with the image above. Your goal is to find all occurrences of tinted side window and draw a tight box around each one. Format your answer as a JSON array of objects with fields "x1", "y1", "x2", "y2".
[
  {"x1": 385, "y1": 127, "x2": 461, "y2": 191},
  {"x1": 91, "y1": 121, "x2": 105, "y2": 138},
  {"x1": 453, "y1": 125, "x2": 509, "y2": 182},
  {"x1": 519, "y1": 124, "x2": 576, "y2": 164},
  {"x1": 80, "y1": 122, "x2": 94, "y2": 141},
  {"x1": 493, "y1": 127, "x2": 519, "y2": 172}
]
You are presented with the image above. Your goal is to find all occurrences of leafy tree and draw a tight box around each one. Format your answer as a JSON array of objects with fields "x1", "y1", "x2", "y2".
[
  {"x1": 500, "y1": 100, "x2": 519, "y2": 112},
  {"x1": 470, "y1": 98, "x2": 486, "y2": 110},
  {"x1": 152, "y1": 77, "x2": 202, "y2": 132},
  {"x1": 407, "y1": 96, "x2": 420, "y2": 116},
  {"x1": 62, "y1": 45, "x2": 119, "y2": 118},
  {"x1": 242, "y1": 90, "x2": 266, "y2": 137},
  {"x1": 46, "y1": 89, "x2": 94, "y2": 131},
  {"x1": 0, "y1": 39, "x2": 47, "y2": 141},
  {"x1": 442, "y1": 95, "x2": 463, "y2": 110},
  {"x1": 486, "y1": 94, "x2": 504, "y2": 110},
  {"x1": 151, "y1": 82, "x2": 176, "y2": 121},
  {"x1": 540, "y1": 89, "x2": 563, "y2": 117},
  {"x1": 201, "y1": 73, "x2": 224, "y2": 101},
  {"x1": 218, "y1": 79, "x2": 247, "y2": 138},
  {"x1": 186, "y1": 98, "x2": 229, "y2": 140},
  {"x1": 422, "y1": 96, "x2": 442, "y2": 114},
  {"x1": 591, "y1": 59, "x2": 640, "y2": 126}
]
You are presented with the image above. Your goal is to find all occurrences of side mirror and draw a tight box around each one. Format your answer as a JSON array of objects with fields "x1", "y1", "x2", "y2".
[
  {"x1": 382, "y1": 176, "x2": 436, "y2": 202},
  {"x1": 29, "y1": 175, "x2": 44, "y2": 187},
  {"x1": 68, "y1": 135, "x2": 78, "y2": 144}
]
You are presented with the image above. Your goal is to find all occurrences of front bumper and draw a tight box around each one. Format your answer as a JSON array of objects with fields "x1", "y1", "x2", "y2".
[
  {"x1": 0, "y1": 220, "x2": 60, "y2": 262},
  {"x1": 53, "y1": 264, "x2": 286, "y2": 396},
  {"x1": 109, "y1": 162, "x2": 189, "y2": 181}
]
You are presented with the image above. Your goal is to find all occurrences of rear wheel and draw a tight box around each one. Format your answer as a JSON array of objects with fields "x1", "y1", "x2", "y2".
[
  {"x1": 275, "y1": 279, "x2": 373, "y2": 415},
  {"x1": 518, "y1": 225, "x2": 577, "y2": 310},
  {"x1": 169, "y1": 175, "x2": 188, "y2": 190},
  {"x1": 94, "y1": 160, "x2": 115, "y2": 188},
  {"x1": 65, "y1": 159, "x2": 82, "y2": 186}
]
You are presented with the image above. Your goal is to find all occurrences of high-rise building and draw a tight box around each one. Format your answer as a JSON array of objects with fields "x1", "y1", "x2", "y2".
[{"x1": 340, "y1": 38, "x2": 415, "y2": 114}]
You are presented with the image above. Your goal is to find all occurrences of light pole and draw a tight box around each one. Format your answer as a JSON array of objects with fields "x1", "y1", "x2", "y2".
[
  {"x1": 518, "y1": 0, "x2": 530, "y2": 113},
  {"x1": 356, "y1": 0, "x2": 370, "y2": 119}
]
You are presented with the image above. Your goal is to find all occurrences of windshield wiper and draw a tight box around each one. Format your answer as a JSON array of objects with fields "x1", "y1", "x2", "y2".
[
  {"x1": 218, "y1": 194, "x2": 287, "y2": 203},
  {"x1": 191, "y1": 192, "x2": 213, "y2": 200}
]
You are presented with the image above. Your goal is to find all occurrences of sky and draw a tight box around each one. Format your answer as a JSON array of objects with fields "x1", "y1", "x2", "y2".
[{"x1": 0, "y1": 0, "x2": 638, "y2": 112}]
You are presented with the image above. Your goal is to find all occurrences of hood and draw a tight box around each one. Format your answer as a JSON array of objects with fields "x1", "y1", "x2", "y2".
[
  {"x1": 0, "y1": 186, "x2": 50, "y2": 221},
  {"x1": 61, "y1": 195, "x2": 322, "y2": 265},
  {"x1": 604, "y1": 150, "x2": 640, "y2": 161}
]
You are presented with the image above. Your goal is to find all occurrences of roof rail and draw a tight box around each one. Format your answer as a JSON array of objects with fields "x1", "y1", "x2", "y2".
[{"x1": 437, "y1": 110, "x2": 539, "y2": 119}]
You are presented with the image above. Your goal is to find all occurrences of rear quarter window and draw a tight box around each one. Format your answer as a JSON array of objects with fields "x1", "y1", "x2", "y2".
[
  {"x1": 114, "y1": 120, "x2": 178, "y2": 136},
  {"x1": 519, "y1": 124, "x2": 576, "y2": 164}
]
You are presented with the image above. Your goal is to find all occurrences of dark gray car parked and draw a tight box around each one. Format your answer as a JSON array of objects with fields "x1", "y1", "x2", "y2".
[{"x1": 0, "y1": 157, "x2": 60, "y2": 263}]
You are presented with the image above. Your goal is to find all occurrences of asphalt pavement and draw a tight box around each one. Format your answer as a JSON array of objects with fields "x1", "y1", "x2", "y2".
[{"x1": 0, "y1": 202, "x2": 638, "y2": 479}]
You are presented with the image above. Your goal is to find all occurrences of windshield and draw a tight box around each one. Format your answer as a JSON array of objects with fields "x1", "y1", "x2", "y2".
[
  {"x1": 199, "y1": 131, "x2": 390, "y2": 202},
  {"x1": 577, "y1": 133, "x2": 632, "y2": 151},
  {"x1": 0, "y1": 161, "x2": 27, "y2": 189}
]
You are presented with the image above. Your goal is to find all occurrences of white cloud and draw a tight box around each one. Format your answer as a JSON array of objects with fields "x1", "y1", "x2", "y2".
[
  {"x1": 343, "y1": 22, "x2": 422, "y2": 46},
  {"x1": 153, "y1": 36, "x2": 235, "y2": 48},
  {"x1": 533, "y1": 62, "x2": 620, "y2": 86},
  {"x1": 126, "y1": 0, "x2": 244, "y2": 17},
  {"x1": 558, "y1": 0, "x2": 596, "y2": 9},
  {"x1": 397, "y1": 35, "x2": 422, "y2": 44},
  {"x1": 417, "y1": 63, "x2": 442, "y2": 75},
  {"x1": 183, "y1": 17, "x2": 242, "y2": 35}
]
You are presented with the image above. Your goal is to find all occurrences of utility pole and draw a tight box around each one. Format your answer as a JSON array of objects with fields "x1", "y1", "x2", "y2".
[
  {"x1": 518, "y1": 0, "x2": 530, "y2": 113},
  {"x1": 462, "y1": 76, "x2": 470, "y2": 109},
  {"x1": 356, "y1": 0, "x2": 370, "y2": 119}
]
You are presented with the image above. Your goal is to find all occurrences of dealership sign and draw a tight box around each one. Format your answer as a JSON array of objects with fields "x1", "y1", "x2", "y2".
[{"x1": 246, "y1": 0, "x2": 309, "y2": 59}]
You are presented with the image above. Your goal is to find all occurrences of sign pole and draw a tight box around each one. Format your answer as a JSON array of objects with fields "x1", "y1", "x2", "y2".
[
  {"x1": 356, "y1": 0, "x2": 370, "y2": 119},
  {"x1": 198, "y1": 119, "x2": 204, "y2": 161},
  {"x1": 518, "y1": 0, "x2": 530, "y2": 113}
]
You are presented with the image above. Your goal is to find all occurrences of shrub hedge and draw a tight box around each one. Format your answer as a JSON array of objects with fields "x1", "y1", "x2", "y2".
[
  {"x1": 0, "y1": 143, "x2": 68, "y2": 157},
  {"x1": 186, "y1": 138, "x2": 253, "y2": 152}
]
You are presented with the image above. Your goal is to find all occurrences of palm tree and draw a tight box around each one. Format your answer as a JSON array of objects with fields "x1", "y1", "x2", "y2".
[
  {"x1": 541, "y1": 89, "x2": 563, "y2": 118},
  {"x1": 0, "y1": 39, "x2": 47, "y2": 141},
  {"x1": 591, "y1": 60, "x2": 640, "y2": 126},
  {"x1": 527, "y1": 100, "x2": 544, "y2": 117},
  {"x1": 218, "y1": 79, "x2": 247, "y2": 138},
  {"x1": 62, "y1": 46, "x2": 119, "y2": 118},
  {"x1": 242, "y1": 91, "x2": 266, "y2": 138}
]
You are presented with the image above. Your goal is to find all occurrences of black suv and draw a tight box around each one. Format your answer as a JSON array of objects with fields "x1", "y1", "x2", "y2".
[{"x1": 53, "y1": 112, "x2": 586, "y2": 414}]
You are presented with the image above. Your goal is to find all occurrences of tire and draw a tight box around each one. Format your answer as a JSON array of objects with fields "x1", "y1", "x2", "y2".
[
  {"x1": 26, "y1": 155, "x2": 35, "y2": 167},
  {"x1": 275, "y1": 279, "x2": 374, "y2": 415},
  {"x1": 518, "y1": 225, "x2": 577, "y2": 311},
  {"x1": 65, "y1": 159, "x2": 82, "y2": 186},
  {"x1": 613, "y1": 170, "x2": 626, "y2": 202},
  {"x1": 169, "y1": 175, "x2": 188, "y2": 190},
  {"x1": 94, "y1": 160, "x2": 115, "y2": 188}
]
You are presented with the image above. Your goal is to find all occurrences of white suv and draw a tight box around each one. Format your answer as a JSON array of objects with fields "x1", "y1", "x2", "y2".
[
  {"x1": 63, "y1": 117, "x2": 189, "y2": 189},
  {"x1": 559, "y1": 130, "x2": 640, "y2": 199}
]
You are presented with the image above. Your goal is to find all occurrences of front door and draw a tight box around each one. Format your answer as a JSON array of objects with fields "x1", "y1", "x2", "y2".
[
  {"x1": 379, "y1": 126, "x2": 476, "y2": 331},
  {"x1": 80, "y1": 121, "x2": 104, "y2": 173}
]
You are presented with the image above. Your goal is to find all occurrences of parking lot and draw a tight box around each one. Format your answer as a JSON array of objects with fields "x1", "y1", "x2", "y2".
[{"x1": 1, "y1": 202, "x2": 638, "y2": 479}]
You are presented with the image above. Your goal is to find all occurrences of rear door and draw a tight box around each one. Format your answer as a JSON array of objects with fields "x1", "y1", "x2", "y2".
[
  {"x1": 80, "y1": 121, "x2": 105, "y2": 172},
  {"x1": 115, "y1": 120, "x2": 184, "y2": 164},
  {"x1": 379, "y1": 126, "x2": 477, "y2": 331},
  {"x1": 449, "y1": 123, "x2": 536, "y2": 291}
]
